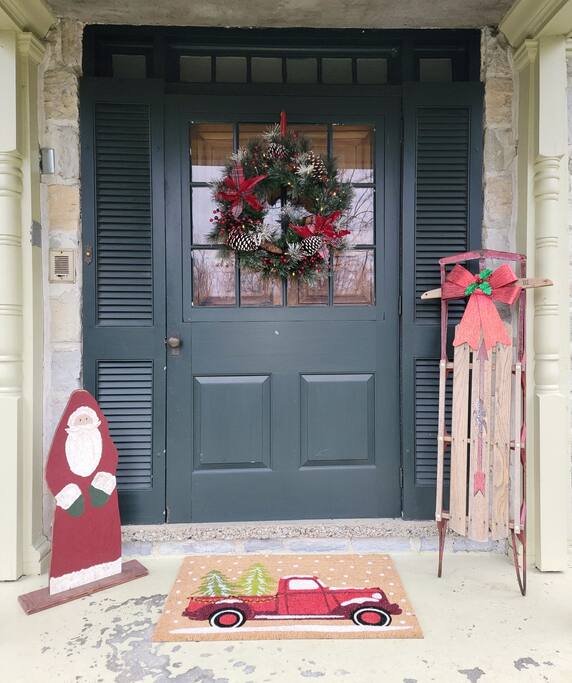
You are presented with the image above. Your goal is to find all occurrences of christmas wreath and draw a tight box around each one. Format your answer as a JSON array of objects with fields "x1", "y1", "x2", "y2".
[{"x1": 209, "y1": 113, "x2": 353, "y2": 284}]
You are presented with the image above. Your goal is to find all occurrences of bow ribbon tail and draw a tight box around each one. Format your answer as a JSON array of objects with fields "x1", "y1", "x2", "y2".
[{"x1": 453, "y1": 294, "x2": 511, "y2": 351}]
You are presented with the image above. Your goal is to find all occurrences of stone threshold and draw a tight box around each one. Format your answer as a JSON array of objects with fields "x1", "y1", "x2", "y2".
[{"x1": 121, "y1": 518, "x2": 506, "y2": 557}]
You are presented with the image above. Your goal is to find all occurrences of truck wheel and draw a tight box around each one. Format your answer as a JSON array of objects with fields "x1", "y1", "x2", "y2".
[
  {"x1": 209, "y1": 608, "x2": 245, "y2": 629},
  {"x1": 352, "y1": 607, "x2": 391, "y2": 627}
]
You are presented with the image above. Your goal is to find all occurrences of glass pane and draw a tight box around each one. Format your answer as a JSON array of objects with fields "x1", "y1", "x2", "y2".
[
  {"x1": 112, "y1": 54, "x2": 146, "y2": 79},
  {"x1": 180, "y1": 55, "x2": 211, "y2": 82},
  {"x1": 192, "y1": 187, "x2": 218, "y2": 244},
  {"x1": 419, "y1": 58, "x2": 453, "y2": 82},
  {"x1": 239, "y1": 123, "x2": 273, "y2": 147},
  {"x1": 216, "y1": 56, "x2": 247, "y2": 83},
  {"x1": 252, "y1": 57, "x2": 282, "y2": 83},
  {"x1": 291, "y1": 124, "x2": 328, "y2": 157},
  {"x1": 345, "y1": 187, "x2": 374, "y2": 245},
  {"x1": 240, "y1": 271, "x2": 283, "y2": 306},
  {"x1": 286, "y1": 58, "x2": 317, "y2": 83},
  {"x1": 192, "y1": 249, "x2": 236, "y2": 306},
  {"x1": 322, "y1": 58, "x2": 353, "y2": 84},
  {"x1": 356, "y1": 58, "x2": 388, "y2": 84},
  {"x1": 333, "y1": 124, "x2": 374, "y2": 184},
  {"x1": 333, "y1": 250, "x2": 374, "y2": 305},
  {"x1": 190, "y1": 123, "x2": 233, "y2": 183},
  {"x1": 287, "y1": 277, "x2": 329, "y2": 306}
]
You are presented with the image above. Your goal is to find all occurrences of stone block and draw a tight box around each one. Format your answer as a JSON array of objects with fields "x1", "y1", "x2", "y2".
[
  {"x1": 452, "y1": 537, "x2": 506, "y2": 553},
  {"x1": 419, "y1": 536, "x2": 452, "y2": 552},
  {"x1": 44, "y1": 68, "x2": 79, "y2": 121},
  {"x1": 352, "y1": 537, "x2": 411, "y2": 552},
  {"x1": 50, "y1": 347, "x2": 81, "y2": 393},
  {"x1": 43, "y1": 122, "x2": 80, "y2": 181},
  {"x1": 285, "y1": 538, "x2": 349, "y2": 552},
  {"x1": 122, "y1": 541, "x2": 153, "y2": 556},
  {"x1": 484, "y1": 128, "x2": 516, "y2": 174},
  {"x1": 483, "y1": 226, "x2": 512, "y2": 251},
  {"x1": 48, "y1": 185, "x2": 80, "y2": 233},
  {"x1": 485, "y1": 78, "x2": 513, "y2": 129},
  {"x1": 186, "y1": 540, "x2": 239, "y2": 554},
  {"x1": 482, "y1": 30, "x2": 512, "y2": 80},
  {"x1": 50, "y1": 287, "x2": 81, "y2": 343},
  {"x1": 60, "y1": 19, "x2": 83, "y2": 73},
  {"x1": 484, "y1": 175, "x2": 513, "y2": 229},
  {"x1": 244, "y1": 539, "x2": 286, "y2": 553}
]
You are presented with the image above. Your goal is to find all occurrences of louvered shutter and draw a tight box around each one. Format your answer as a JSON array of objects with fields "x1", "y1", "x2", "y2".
[
  {"x1": 81, "y1": 81, "x2": 166, "y2": 524},
  {"x1": 401, "y1": 83, "x2": 483, "y2": 519}
]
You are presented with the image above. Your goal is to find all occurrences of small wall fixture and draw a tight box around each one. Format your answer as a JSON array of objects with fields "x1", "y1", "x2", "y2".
[
  {"x1": 49, "y1": 249, "x2": 75, "y2": 283},
  {"x1": 40, "y1": 148, "x2": 56, "y2": 175}
]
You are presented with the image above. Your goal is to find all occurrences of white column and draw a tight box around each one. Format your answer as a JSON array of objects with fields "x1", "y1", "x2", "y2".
[
  {"x1": 0, "y1": 30, "x2": 23, "y2": 579},
  {"x1": 531, "y1": 36, "x2": 570, "y2": 570}
]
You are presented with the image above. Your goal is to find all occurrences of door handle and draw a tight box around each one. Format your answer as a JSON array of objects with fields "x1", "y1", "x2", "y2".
[{"x1": 165, "y1": 336, "x2": 182, "y2": 349}]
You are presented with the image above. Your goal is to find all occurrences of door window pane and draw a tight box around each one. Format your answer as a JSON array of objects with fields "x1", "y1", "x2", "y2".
[
  {"x1": 190, "y1": 123, "x2": 233, "y2": 183},
  {"x1": 180, "y1": 55, "x2": 211, "y2": 82},
  {"x1": 239, "y1": 123, "x2": 273, "y2": 147},
  {"x1": 357, "y1": 58, "x2": 388, "y2": 84},
  {"x1": 240, "y1": 271, "x2": 282, "y2": 306},
  {"x1": 333, "y1": 124, "x2": 374, "y2": 184},
  {"x1": 216, "y1": 56, "x2": 247, "y2": 82},
  {"x1": 192, "y1": 249, "x2": 236, "y2": 306},
  {"x1": 112, "y1": 54, "x2": 147, "y2": 79},
  {"x1": 333, "y1": 250, "x2": 374, "y2": 305},
  {"x1": 419, "y1": 58, "x2": 452, "y2": 82},
  {"x1": 322, "y1": 58, "x2": 353, "y2": 84},
  {"x1": 291, "y1": 124, "x2": 328, "y2": 157},
  {"x1": 287, "y1": 277, "x2": 329, "y2": 306},
  {"x1": 192, "y1": 187, "x2": 218, "y2": 244},
  {"x1": 286, "y1": 58, "x2": 317, "y2": 83},
  {"x1": 345, "y1": 187, "x2": 374, "y2": 245},
  {"x1": 252, "y1": 57, "x2": 283, "y2": 83}
]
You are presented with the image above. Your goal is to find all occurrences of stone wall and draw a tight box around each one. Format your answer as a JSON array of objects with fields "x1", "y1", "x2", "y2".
[
  {"x1": 39, "y1": 23, "x2": 517, "y2": 535},
  {"x1": 567, "y1": 50, "x2": 572, "y2": 544},
  {"x1": 481, "y1": 28, "x2": 516, "y2": 251},
  {"x1": 39, "y1": 19, "x2": 83, "y2": 528}
]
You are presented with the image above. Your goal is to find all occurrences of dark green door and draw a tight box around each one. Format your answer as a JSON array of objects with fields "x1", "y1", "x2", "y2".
[{"x1": 165, "y1": 95, "x2": 401, "y2": 522}]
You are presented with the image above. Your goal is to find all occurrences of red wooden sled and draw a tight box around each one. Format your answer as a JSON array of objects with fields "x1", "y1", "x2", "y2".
[{"x1": 422, "y1": 249, "x2": 552, "y2": 596}]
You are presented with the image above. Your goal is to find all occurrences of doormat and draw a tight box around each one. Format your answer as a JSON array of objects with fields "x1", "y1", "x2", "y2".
[{"x1": 153, "y1": 553, "x2": 422, "y2": 641}]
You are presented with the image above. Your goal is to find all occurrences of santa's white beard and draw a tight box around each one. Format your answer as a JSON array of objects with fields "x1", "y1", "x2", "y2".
[{"x1": 65, "y1": 426, "x2": 103, "y2": 477}]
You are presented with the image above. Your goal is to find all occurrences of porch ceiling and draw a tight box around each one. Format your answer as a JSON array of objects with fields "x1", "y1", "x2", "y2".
[{"x1": 44, "y1": 0, "x2": 514, "y2": 29}]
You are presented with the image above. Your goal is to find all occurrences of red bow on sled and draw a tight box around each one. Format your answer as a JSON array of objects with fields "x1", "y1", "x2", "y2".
[
  {"x1": 291, "y1": 211, "x2": 350, "y2": 241},
  {"x1": 442, "y1": 263, "x2": 522, "y2": 351},
  {"x1": 216, "y1": 165, "x2": 267, "y2": 219}
]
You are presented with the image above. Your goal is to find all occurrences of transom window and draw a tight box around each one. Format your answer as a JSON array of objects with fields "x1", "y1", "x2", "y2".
[{"x1": 189, "y1": 121, "x2": 375, "y2": 307}]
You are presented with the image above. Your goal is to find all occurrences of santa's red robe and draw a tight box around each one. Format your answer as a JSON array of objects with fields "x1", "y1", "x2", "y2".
[{"x1": 46, "y1": 390, "x2": 122, "y2": 594}]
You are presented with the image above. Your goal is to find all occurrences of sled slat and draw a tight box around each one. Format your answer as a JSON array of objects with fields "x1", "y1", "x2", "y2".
[
  {"x1": 435, "y1": 360, "x2": 448, "y2": 522},
  {"x1": 449, "y1": 341, "x2": 470, "y2": 535},
  {"x1": 491, "y1": 340, "x2": 512, "y2": 540},
  {"x1": 468, "y1": 343, "x2": 492, "y2": 541},
  {"x1": 513, "y1": 363, "x2": 522, "y2": 534}
]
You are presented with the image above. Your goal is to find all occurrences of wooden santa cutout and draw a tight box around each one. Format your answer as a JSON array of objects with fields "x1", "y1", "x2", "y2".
[{"x1": 19, "y1": 390, "x2": 147, "y2": 613}]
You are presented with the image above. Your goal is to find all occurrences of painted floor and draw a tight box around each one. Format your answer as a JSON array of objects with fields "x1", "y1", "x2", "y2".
[{"x1": 0, "y1": 552, "x2": 570, "y2": 683}]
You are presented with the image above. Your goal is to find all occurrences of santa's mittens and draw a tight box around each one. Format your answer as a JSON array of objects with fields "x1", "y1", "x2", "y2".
[
  {"x1": 67, "y1": 495, "x2": 85, "y2": 517},
  {"x1": 89, "y1": 471, "x2": 117, "y2": 508},
  {"x1": 89, "y1": 485, "x2": 110, "y2": 508},
  {"x1": 55, "y1": 483, "x2": 84, "y2": 517}
]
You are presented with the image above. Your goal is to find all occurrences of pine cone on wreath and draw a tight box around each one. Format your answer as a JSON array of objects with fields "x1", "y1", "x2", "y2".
[
  {"x1": 227, "y1": 230, "x2": 262, "y2": 252},
  {"x1": 266, "y1": 142, "x2": 287, "y2": 161},
  {"x1": 306, "y1": 151, "x2": 328, "y2": 182},
  {"x1": 300, "y1": 235, "x2": 324, "y2": 256}
]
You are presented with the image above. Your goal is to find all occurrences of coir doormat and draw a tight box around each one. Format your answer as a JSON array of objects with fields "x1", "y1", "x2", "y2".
[{"x1": 154, "y1": 553, "x2": 422, "y2": 641}]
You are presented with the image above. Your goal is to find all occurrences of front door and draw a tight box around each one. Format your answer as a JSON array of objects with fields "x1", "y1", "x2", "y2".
[{"x1": 164, "y1": 95, "x2": 401, "y2": 522}]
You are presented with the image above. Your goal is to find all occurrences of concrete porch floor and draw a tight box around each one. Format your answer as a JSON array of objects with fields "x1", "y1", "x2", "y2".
[{"x1": 0, "y1": 552, "x2": 570, "y2": 683}]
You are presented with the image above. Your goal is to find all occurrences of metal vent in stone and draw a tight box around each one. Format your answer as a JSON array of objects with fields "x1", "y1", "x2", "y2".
[{"x1": 49, "y1": 249, "x2": 75, "y2": 283}]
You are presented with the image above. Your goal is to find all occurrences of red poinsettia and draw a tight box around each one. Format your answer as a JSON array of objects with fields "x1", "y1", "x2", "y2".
[
  {"x1": 291, "y1": 211, "x2": 350, "y2": 242},
  {"x1": 216, "y1": 165, "x2": 267, "y2": 219}
]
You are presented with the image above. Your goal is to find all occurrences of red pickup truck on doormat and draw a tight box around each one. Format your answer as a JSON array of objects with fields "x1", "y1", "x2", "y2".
[{"x1": 183, "y1": 575, "x2": 402, "y2": 628}]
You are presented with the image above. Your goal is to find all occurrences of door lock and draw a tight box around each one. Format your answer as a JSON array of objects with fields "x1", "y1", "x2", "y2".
[{"x1": 165, "y1": 336, "x2": 182, "y2": 349}]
